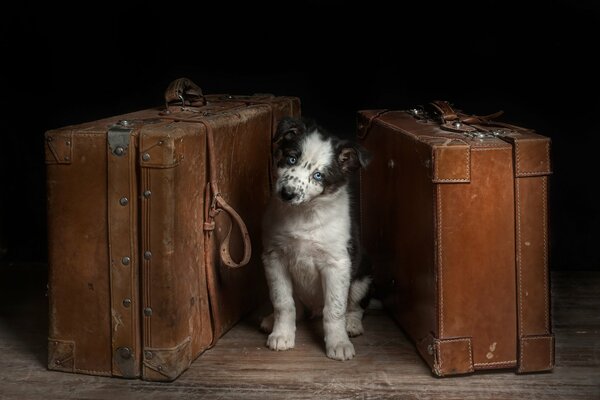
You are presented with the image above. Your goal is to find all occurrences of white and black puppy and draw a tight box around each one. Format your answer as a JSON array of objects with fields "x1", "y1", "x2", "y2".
[{"x1": 261, "y1": 117, "x2": 372, "y2": 361}]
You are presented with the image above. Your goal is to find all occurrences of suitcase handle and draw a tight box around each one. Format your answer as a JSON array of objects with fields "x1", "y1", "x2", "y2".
[{"x1": 164, "y1": 77, "x2": 207, "y2": 109}]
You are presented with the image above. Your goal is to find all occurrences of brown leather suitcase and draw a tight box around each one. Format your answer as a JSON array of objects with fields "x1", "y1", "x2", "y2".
[
  {"x1": 358, "y1": 101, "x2": 554, "y2": 376},
  {"x1": 45, "y1": 78, "x2": 300, "y2": 381}
]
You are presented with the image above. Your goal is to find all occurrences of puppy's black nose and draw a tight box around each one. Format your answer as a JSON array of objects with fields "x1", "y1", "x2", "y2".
[{"x1": 280, "y1": 187, "x2": 297, "y2": 202}]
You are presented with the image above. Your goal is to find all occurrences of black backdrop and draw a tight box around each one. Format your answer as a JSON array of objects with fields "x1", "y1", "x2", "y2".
[{"x1": 1, "y1": 1, "x2": 598, "y2": 271}]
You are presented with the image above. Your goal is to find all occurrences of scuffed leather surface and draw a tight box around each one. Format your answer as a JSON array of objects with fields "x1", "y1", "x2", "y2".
[
  {"x1": 46, "y1": 94, "x2": 300, "y2": 380},
  {"x1": 359, "y1": 109, "x2": 552, "y2": 375}
]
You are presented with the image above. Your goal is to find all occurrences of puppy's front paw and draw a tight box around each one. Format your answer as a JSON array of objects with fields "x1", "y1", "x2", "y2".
[
  {"x1": 346, "y1": 317, "x2": 364, "y2": 337},
  {"x1": 267, "y1": 332, "x2": 295, "y2": 351},
  {"x1": 260, "y1": 314, "x2": 274, "y2": 333},
  {"x1": 326, "y1": 340, "x2": 355, "y2": 361}
]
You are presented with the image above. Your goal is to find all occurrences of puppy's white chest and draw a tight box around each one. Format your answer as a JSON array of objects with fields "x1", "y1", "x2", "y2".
[{"x1": 287, "y1": 249, "x2": 323, "y2": 311}]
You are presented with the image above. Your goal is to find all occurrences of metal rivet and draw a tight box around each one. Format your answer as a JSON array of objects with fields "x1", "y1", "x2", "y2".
[
  {"x1": 157, "y1": 365, "x2": 163, "y2": 371},
  {"x1": 121, "y1": 256, "x2": 131, "y2": 266},
  {"x1": 64, "y1": 156, "x2": 70, "y2": 161},
  {"x1": 388, "y1": 159, "x2": 395, "y2": 169},
  {"x1": 142, "y1": 153, "x2": 151, "y2": 161},
  {"x1": 143, "y1": 190, "x2": 151, "y2": 198},
  {"x1": 119, "y1": 347, "x2": 132, "y2": 359},
  {"x1": 453, "y1": 121, "x2": 462, "y2": 128},
  {"x1": 120, "y1": 197, "x2": 129, "y2": 206},
  {"x1": 428, "y1": 345, "x2": 434, "y2": 355},
  {"x1": 144, "y1": 351, "x2": 153, "y2": 360},
  {"x1": 55, "y1": 360, "x2": 61, "y2": 365},
  {"x1": 47, "y1": 136, "x2": 54, "y2": 142},
  {"x1": 144, "y1": 307, "x2": 153, "y2": 317},
  {"x1": 119, "y1": 120, "x2": 131, "y2": 127},
  {"x1": 122, "y1": 298, "x2": 131, "y2": 308},
  {"x1": 65, "y1": 140, "x2": 71, "y2": 146},
  {"x1": 144, "y1": 251, "x2": 152, "y2": 260},
  {"x1": 115, "y1": 146, "x2": 125, "y2": 156}
]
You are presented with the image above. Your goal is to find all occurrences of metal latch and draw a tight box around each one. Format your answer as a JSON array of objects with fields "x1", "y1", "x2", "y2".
[{"x1": 108, "y1": 121, "x2": 133, "y2": 156}]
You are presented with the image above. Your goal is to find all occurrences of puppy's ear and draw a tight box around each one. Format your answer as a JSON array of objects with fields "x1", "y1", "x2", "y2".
[
  {"x1": 274, "y1": 117, "x2": 305, "y2": 145},
  {"x1": 337, "y1": 142, "x2": 372, "y2": 173}
]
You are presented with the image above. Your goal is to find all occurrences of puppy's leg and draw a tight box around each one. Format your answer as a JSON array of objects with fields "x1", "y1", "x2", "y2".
[
  {"x1": 346, "y1": 276, "x2": 371, "y2": 337},
  {"x1": 260, "y1": 297, "x2": 305, "y2": 333},
  {"x1": 321, "y1": 259, "x2": 355, "y2": 361},
  {"x1": 263, "y1": 251, "x2": 296, "y2": 351}
]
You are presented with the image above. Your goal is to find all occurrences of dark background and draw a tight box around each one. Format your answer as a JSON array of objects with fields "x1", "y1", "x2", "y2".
[{"x1": 1, "y1": 1, "x2": 598, "y2": 271}]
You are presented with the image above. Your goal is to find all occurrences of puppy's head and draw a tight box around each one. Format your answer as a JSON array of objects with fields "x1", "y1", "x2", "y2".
[{"x1": 272, "y1": 117, "x2": 370, "y2": 205}]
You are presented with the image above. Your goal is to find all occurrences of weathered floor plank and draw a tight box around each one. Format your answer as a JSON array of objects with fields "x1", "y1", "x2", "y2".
[{"x1": 0, "y1": 266, "x2": 598, "y2": 400}]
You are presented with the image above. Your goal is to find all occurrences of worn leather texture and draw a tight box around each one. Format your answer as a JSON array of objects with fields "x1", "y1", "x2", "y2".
[
  {"x1": 358, "y1": 108, "x2": 553, "y2": 376},
  {"x1": 46, "y1": 85, "x2": 300, "y2": 381}
]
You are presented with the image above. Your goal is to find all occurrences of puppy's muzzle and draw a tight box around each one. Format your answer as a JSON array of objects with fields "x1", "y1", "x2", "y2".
[{"x1": 280, "y1": 186, "x2": 297, "y2": 202}]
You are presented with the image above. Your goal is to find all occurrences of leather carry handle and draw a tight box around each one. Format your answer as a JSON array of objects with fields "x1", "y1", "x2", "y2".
[
  {"x1": 426, "y1": 100, "x2": 529, "y2": 134},
  {"x1": 164, "y1": 77, "x2": 207, "y2": 109},
  {"x1": 429, "y1": 100, "x2": 505, "y2": 123}
]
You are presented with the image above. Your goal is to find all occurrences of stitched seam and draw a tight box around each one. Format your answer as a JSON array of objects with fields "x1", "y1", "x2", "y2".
[
  {"x1": 471, "y1": 147, "x2": 512, "y2": 151},
  {"x1": 542, "y1": 176, "x2": 549, "y2": 332},
  {"x1": 74, "y1": 368, "x2": 112, "y2": 375},
  {"x1": 546, "y1": 140, "x2": 551, "y2": 172},
  {"x1": 549, "y1": 336, "x2": 554, "y2": 370},
  {"x1": 437, "y1": 187, "x2": 444, "y2": 337},
  {"x1": 516, "y1": 178, "x2": 524, "y2": 340},
  {"x1": 434, "y1": 179, "x2": 470, "y2": 182},
  {"x1": 474, "y1": 360, "x2": 517, "y2": 367},
  {"x1": 433, "y1": 146, "x2": 470, "y2": 182},
  {"x1": 128, "y1": 140, "x2": 137, "y2": 361},
  {"x1": 144, "y1": 168, "x2": 152, "y2": 347},
  {"x1": 515, "y1": 140, "x2": 521, "y2": 176},
  {"x1": 516, "y1": 170, "x2": 552, "y2": 177}
]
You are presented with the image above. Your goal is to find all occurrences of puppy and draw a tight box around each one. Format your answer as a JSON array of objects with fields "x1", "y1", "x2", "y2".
[{"x1": 261, "y1": 117, "x2": 372, "y2": 361}]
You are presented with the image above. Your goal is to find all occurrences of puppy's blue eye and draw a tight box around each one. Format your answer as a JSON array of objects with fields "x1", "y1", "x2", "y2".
[
  {"x1": 287, "y1": 156, "x2": 297, "y2": 165},
  {"x1": 313, "y1": 171, "x2": 323, "y2": 181}
]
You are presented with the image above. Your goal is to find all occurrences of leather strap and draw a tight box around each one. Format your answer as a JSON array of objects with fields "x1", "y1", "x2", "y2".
[
  {"x1": 427, "y1": 100, "x2": 520, "y2": 134},
  {"x1": 203, "y1": 118, "x2": 251, "y2": 268},
  {"x1": 357, "y1": 109, "x2": 389, "y2": 139},
  {"x1": 160, "y1": 113, "x2": 252, "y2": 268}
]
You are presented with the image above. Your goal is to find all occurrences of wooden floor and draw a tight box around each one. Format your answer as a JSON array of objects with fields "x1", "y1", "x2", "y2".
[{"x1": 0, "y1": 265, "x2": 598, "y2": 400}]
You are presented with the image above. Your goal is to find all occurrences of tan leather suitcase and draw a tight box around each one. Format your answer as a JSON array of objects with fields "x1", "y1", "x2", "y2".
[
  {"x1": 358, "y1": 101, "x2": 553, "y2": 376},
  {"x1": 45, "y1": 78, "x2": 300, "y2": 381}
]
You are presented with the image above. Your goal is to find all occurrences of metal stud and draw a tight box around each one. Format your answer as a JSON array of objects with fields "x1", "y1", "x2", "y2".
[
  {"x1": 144, "y1": 351, "x2": 153, "y2": 360},
  {"x1": 453, "y1": 121, "x2": 462, "y2": 128},
  {"x1": 142, "y1": 153, "x2": 151, "y2": 161},
  {"x1": 144, "y1": 307, "x2": 153, "y2": 317},
  {"x1": 121, "y1": 256, "x2": 131, "y2": 266},
  {"x1": 47, "y1": 136, "x2": 54, "y2": 142},
  {"x1": 143, "y1": 190, "x2": 151, "y2": 198},
  {"x1": 120, "y1": 197, "x2": 129, "y2": 206},
  {"x1": 114, "y1": 146, "x2": 125, "y2": 156},
  {"x1": 144, "y1": 251, "x2": 152, "y2": 260},
  {"x1": 428, "y1": 345, "x2": 434, "y2": 355},
  {"x1": 119, "y1": 347, "x2": 132, "y2": 359},
  {"x1": 122, "y1": 298, "x2": 131, "y2": 308}
]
